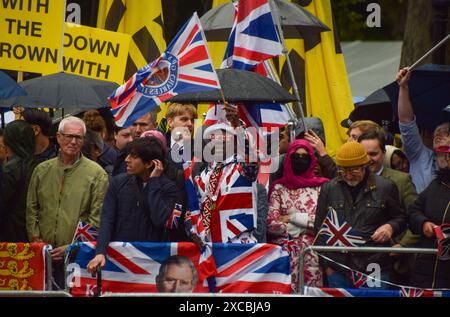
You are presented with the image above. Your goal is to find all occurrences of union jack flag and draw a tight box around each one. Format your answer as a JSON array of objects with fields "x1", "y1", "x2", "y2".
[
  {"x1": 72, "y1": 221, "x2": 98, "y2": 243},
  {"x1": 204, "y1": 0, "x2": 290, "y2": 128},
  {"x1": 68, "y1": 242, "x2": 203, "y2": 296},
  {"x1": 109, "y1": 12, "x2": 221, "y2": 127},
  {"x1": 182, "y1": 159, "x2": 217, "y2": 278},
  {"x1": 166, "y1": 203, "x2": 183, "y2": 230},
  {"x1": 304, "y1": 287, "x2": 450, "y2": 297},
  {"x1": 400, "y1": 287, "x2": 425, "y2": 297},
  {"x1": 317, "y1": 207, "x2": 366, "y2": 247},
  {"x1": 208, "y1": 243, "x2": 291, "y2": 294},
  {"x1": 196, "y1": 158, "x2": 257, "y2": 243},
  {"x1": 435, "y1": 224, "x2": 450, "y2": 260}
]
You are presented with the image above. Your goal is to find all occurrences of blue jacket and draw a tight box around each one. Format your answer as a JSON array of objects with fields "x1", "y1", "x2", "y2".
[{"x1": 96, "y1": 173, "x2": 181, "y2": 255}]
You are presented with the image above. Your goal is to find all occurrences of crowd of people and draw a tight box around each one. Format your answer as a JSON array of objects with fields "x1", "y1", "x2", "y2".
[{"x1": 0, "y1": 68, "x2": 449, "y2": 293}]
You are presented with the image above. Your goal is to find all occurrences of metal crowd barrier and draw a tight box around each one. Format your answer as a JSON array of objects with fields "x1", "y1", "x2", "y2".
[
  {"x1": 101, "y1": 293, "x2": 308, "y2": 297},
  {"x1": 298, "y1": 246, "x2": 438, "y2": 295},
  {"x1": 0, "y1": 291, "x2": 71, "y2": 297}
]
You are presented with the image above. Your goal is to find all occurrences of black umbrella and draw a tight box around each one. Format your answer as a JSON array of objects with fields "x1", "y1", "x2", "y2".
[
  {"x1": 169, "y1": 69, "x2": 297, "y2": 104},
  {"x1": 0, "y1": 72, "x2": 119, "y2": 109},
  {"x1": 201, "y1": 0, "x2": 329, "y2": 50},
  {"x1": 341, "y1": 89, "x2": 395, "y2": 129},
  {"x1": 383, "y1": 64, "x2": 450, "y2": 131}
]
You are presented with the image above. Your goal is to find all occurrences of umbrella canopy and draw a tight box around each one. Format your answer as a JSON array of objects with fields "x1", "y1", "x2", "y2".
[
  {"x1": 0, "y1": 71, "x2": 27, "y2": 100},
  {"x1": 0, "y1": 72, "x2": 119, "y2": 109},
  {"x1": 169, "y1": 68, "x2": 297, "y2": 104},
  {"x1": 201, "y1": 0, "x2": 329, "y2": 49},
  {"x1": 383, "y1": 64, "x2": 450, "y2": 131},
  {"x1": 342, "y1": 89, "x2": 395, "y2": 128}
]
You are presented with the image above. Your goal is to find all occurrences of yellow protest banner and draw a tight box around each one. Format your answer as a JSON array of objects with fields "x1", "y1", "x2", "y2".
[
  {"x1": 50, "y1": 23, "x2": 131, "y2": 84},
  {"x1": 0, "y1": 0, "x2": 65, "y2": 74},
  {"x1": 97, "y1": 0, "x2": 166, "y2": 80}
]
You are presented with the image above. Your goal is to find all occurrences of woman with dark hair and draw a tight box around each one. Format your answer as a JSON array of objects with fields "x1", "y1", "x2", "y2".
[
  {"x1": 0, "y1": 121, "x2": 36, "y2": 242},
  {"x1": 267, "y1": 139, "x2": 329, "y2": 292}
]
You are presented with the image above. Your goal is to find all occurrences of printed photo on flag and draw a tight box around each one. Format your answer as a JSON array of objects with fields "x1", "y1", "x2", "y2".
[{"x1": 66, "y1": 242, "x2": 291, "y2": 296}]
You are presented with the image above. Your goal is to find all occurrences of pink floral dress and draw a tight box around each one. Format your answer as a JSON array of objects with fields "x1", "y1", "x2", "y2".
[{"x1": 268, "y1": 184, "x2": 323, "y2": 293}]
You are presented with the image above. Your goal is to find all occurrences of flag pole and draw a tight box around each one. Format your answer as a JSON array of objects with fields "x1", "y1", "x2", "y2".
[
  {"x1": 268, "y1": 0, "x2": 307, "y2": 132},
  {"x1": 410, "y1": 34, "x2": 450, "y2": 70}
]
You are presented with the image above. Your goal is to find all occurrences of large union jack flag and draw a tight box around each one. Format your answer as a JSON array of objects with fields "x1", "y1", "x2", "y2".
[
  {"x1": 205, "y1": 0, "x2": 291, "y2": 129},
  {"x1": 317, "y1": 207, "x2": 366, "y2": 247},
  {"x1": 435, "y1": 224, "x2": 450, "y2": 260},
  {"x1": 67, "y1": 242, "x2": 291, "y2": 296},
  {"x1": 207, "y1": 243, "x2": 291, "y2": 294},
  {"x1": 110, "y1": 12, "x2": 221, "y2": 127},
  {"x1": 68, "y1": 242, "x2": 203, "y2": 296},
  {"x1": 72, "y1": 221, "x2": 99, "y2": 243},
  {"x1": 196, "y1": 158, "x2": 257, "y2": 243}
]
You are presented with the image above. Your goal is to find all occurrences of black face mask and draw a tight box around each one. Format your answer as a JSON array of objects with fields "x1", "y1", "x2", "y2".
[{"x1": 290, "y1": 153, "x2": 311, "y2": 175}]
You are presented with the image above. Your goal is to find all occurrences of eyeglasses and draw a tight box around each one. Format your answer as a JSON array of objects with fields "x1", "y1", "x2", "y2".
[
  {"x1": 59, "y1": 133, "x2": 84, "y2": 143},
  {"x1": 338, "y1": 166, "x2": 364, "y2": 176}
]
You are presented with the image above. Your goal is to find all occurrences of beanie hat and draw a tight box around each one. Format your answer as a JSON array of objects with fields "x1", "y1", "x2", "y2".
[
  {"x1": 336, "y1": 141, "x2": 369, "y2": 167},
  {"x1": 140, "y1": 129, "x2": 168, "y2": 153}
]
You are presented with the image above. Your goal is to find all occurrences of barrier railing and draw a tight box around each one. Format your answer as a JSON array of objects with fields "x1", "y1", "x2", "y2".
[
  {"x1": 0, "y1": 291, "x2": 71, "y2": 297},
  {"x1": 298, "y1": 246, "x2": 438, "y2": 295}
]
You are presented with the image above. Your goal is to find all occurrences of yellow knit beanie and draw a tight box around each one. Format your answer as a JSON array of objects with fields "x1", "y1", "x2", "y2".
[{"x1": 336, "y1": 141, "x2": 369, "y2": 167}]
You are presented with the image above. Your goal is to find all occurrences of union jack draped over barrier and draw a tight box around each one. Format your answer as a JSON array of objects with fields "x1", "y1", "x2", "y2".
[
  {"x1": 109, "y1": 12, "x2": 221, "y2": 127},
  {"x1": 67, "y1": 242, "x2": 290, "y2": 296},
  {"x1": 435, "y1": 224, "x2": 450, "y2": 260},
  {"x1": 304, "y1": 287, "x2": 450, "y2": 297},
  {"x1": 317, "y1": 207, "x2": 366, "y2": 247}
]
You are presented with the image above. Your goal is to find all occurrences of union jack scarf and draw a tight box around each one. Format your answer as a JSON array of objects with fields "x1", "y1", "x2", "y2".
[{"x1": 200, "y1": 162, "x2": 224, "y2": 236}]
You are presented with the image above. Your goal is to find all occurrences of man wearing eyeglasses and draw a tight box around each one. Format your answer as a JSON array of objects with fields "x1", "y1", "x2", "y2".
[
  {"x1": 314, "y1": 141, "x2": 406, "y2": 289},
  {"x1": 26, "y1": 116, "x2": 109, "y2": 289}
]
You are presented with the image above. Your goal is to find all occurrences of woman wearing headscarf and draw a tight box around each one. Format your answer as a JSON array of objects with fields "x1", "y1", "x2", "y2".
[
  {"x1": 0, "y1": 120, "x2": 36, "y2": 242},
  {"x1": 267, "y1": 140, "x2": 329, "y2": 292},
  {"x1": 384, "y1": 145, "x2": 410, "y2": 174}
]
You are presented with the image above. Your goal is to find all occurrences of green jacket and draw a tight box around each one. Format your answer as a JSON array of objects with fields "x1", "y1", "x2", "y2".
[
  {"x1": 26, "y1": 155, "x2": 108, "y2": 247},
  {"x1": 381, "y1": 167, "x2": 417, "y2": 210},
  {"x1": 381, "y1": 167, "x2": 420, "y2": 246}
]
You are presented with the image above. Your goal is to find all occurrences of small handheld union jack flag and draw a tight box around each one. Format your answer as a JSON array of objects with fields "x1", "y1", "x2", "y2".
[
  {"x1": 166, "y1": 203, "x2": 183, "y2": 230},
  {"x1": 400, "y1": 287, "x2": 424, "y2": 297},
  {"x1": 351, "y1": 271, "x2": 368, "y2": 288},
  {"x1": 72, "y1": 221, "x2": 99, "y2": 243},
  {"x1": 318, "y1": 207, "x2": 366, "y2": 247},
  {"x1": 435, "y1": 224, "x2": 450, "y2": 260}
]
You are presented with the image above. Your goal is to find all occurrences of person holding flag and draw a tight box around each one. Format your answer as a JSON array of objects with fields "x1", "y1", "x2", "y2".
[
  {"x1": 314, "y1": 141, "x2": 406, "y2": 288},
  {"x1": 408, "y1": 145, "x2": 450, "y2": 288},
  {"x1": 109, "y1": 12, "x2": 221, "y2": 129}
]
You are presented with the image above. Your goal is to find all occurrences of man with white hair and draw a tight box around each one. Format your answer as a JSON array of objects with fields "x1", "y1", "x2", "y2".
[{"x1": 26, "y1": 116, "x2": 109, "y2": 288}]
